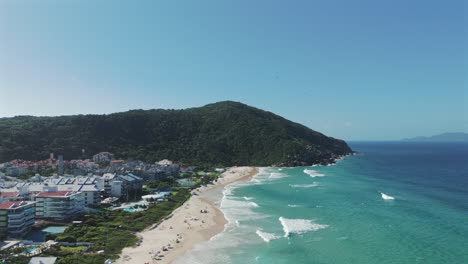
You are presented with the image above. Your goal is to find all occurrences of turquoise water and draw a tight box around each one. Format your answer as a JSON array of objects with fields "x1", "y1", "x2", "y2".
[
  {"x1": 42, "y1": 226, "x2": 67, "y2": 234},
  {"x1": 123, "y1": 207, "x2": 144, "y2": 213},
  {"x1": 178, "y1": 179, "x2": 196, "y2": 187},
  {"x1": 21, "y1": 246, "x2": 38, "y2": 254},
  {"x1": 175, "y1": 142, "x2": 468, "y2": 264},
  {"x1": 25, "y1": 226, "x2": 68, "y2": 242}
]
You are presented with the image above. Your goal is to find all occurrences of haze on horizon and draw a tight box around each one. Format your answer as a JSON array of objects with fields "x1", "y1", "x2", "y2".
[{"x1": 0, "y1": 0, "x2": 466, "y2": 141}]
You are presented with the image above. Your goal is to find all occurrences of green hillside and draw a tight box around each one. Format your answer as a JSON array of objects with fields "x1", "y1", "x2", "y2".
[{"x1": 0, "y1": 101, "x2": 352, "y2": 166}]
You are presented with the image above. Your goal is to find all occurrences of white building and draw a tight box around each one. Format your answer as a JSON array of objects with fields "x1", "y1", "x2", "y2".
[
  {"x1": 34, "y1": 191, "x2": 85, "y2": 220},
  {"x1": 0, "y1": 200, "x2": 36, "y2": 237}
]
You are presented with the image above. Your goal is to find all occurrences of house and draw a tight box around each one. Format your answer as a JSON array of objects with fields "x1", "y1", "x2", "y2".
[
  {"x1": 0, "y1": 200, "x2": 36, "y2": 237},
  {"x1": 92, "y1": 152, "x2": 114, "y2": 163},
  {"x1": 28, "y1": 257, "x2": 57, "y2": 264},
  {"x1": 215, "y1": 168, "x2": 225, "y2": 173},
  {"x1": 34, "y1": 191, "x2": 85, "y2": 220},
  {"x1": 157, "y1": 159, "x2": 173, "y2": 166}
]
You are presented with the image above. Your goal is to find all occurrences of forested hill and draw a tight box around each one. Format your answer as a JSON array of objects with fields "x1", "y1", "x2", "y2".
[{"x1": 0, "y1": 101, "x2": 352, "y2": 166}]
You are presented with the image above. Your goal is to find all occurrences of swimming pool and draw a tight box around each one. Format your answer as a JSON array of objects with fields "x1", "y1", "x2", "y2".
[
  {"x1": 177, "y1": 179, "x2": 196, "y2": 187},
  {"x1": 21, "y1": 246, "x2": 38, "y2": 254},
  {"x1": 123, "y1": 207, "x2": 144, "y2": 213},
  {"x1": 24, "y1": 226, "x2": 68, "y2": 242},
  {"x1": 42, "y1": 226, "x2": 67, "y2": 234}
]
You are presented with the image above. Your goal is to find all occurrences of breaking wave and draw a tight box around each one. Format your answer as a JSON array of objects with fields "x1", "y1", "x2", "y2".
[
  {"x1": 269, "y1": 172, "x2": 288, "y2": 179},
  {"x1": 289, "y1": 182, "x2": 319, "y2": 188},
  {"x1": 279, "y1": 217, "x2": 328, "y2": 237},
  {"x1": 255, "y1": 230, "x2": 281, "y2": 243},
  {"x1": 304, "y1": 169, "x2": 325, "y2": 177}
]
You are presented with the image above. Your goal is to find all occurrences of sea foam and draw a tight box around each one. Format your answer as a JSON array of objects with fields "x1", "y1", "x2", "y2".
[
  {"x1": 279, "y1": 217, "x2": 328, "y2": 237},
  {"x1": 269, "y1": 172, "x2": 288, "y2": 179},
  {"x1": 289, "y1": 182, "x2": 319, "y2": 188},
  {"x1": 304, "y1": 169, "x2": 325, "y2": 177},
  {"x1": 249, "y1": 202, "x2": 259, "y2": 207},
  {"x1": 380, "y1": 192, "x2": 395, "y2": 200},
  {"x1": 255, "y1": 230, "x2": 281, "y2": 243}
]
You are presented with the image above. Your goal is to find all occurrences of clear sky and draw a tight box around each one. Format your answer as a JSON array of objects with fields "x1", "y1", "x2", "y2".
[{"x1": 0, "y1": 0, "x2": 466, "y2": 141}]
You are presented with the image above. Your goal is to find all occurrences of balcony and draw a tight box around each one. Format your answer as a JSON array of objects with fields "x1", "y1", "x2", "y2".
[{"x1": 8, "y1": 221, "x2": 26, "y2": 228}]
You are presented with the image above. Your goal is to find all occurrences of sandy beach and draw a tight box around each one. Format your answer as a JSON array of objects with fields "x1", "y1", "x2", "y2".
[{"x1": 115, "y1": 167, "x2": 258, "y2": 264}]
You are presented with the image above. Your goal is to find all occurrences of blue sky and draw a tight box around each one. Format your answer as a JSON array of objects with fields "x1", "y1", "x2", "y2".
[{"x1": 0, "y1": 0, "x2": 466, "y2": 140}]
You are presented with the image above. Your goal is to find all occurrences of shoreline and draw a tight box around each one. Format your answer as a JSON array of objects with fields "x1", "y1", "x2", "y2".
[{"x1": 115, "y1": 167, "x2": 258, "y2": 264}]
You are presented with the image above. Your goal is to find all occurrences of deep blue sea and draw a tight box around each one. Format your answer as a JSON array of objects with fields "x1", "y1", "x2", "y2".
[{"x1": 175, "y1": 142, "x2": 468, "y2": 264}]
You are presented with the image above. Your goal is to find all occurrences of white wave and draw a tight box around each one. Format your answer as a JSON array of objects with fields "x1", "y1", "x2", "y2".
[
  {"x1": 243, "y1": 196, "x2": 254, "y2": 201},
  {"x1": 249, "y1": 202, "x2": 259, "y2": 207},
  {"x1": 222, "y1": 185, "x2": 234, "y2": 197},
  {"x1": 304, "y1": 169, "x2": 325, "y2": 177},
  {"x1": 256, "y1": 230, "x2": 281, "y2": 243},
  {"x1": 289, "y1": 182, "x2": 319, "y2": 188},
  {"x1": 380, "y1": 192, "x2": 395, "y2": 200},
  {"x1": 269, "y1": 172, "x2": 288, "y2": 179},
  {"x1": 220, "y1": 198, "x2": 267, "y2": 224},
  {"x1": 251, "y1": 178, "x2": 262, "y2": 183},
  {"x1": 287, "y1": 204, "x2": 301, "y2": 208},
  {"x1": 278, "y1": 168, "x2": 283, "y2": 171},
  {"x1": 279, "y1": 217, "x2": 328, "y2": 237},
  {"x1": 249, "y1": 168, "x2": 273, "y2": 184}
]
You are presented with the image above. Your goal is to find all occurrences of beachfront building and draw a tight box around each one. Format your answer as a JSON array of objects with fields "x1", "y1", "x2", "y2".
[
  {"x1": 34, "y1": 191, "x2": 85, "y2": 220},
  {"x1": 22, "y1": 176, "x2": 104, "y2": 207},
  {"x1": 0, "y1": 200, "x2": 36, "y2": 237},
  {"x1": 116, "y1": 174, "x2": 143, "y2": 201},
  {"x1": 101, "y1": 173, "x2": 143, "y2": 200}
]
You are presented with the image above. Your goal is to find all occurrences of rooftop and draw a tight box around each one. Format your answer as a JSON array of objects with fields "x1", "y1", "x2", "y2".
[
  {"x1": 28, "y1": 257, "x2": 57, "y2": 264},
  {"x1": 0, "y1": 200, "x2": 35, "y2": 210},
  {"x1": 35, "y1": 191, "x2": 76, "y2": 198},
  {"x1": 0, "y1": 191, "x2": 20, "y2": 197}
]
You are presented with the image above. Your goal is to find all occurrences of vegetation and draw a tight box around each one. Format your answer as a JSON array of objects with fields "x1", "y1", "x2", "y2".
[
  {"x1": 59, "y1": 245, "x2": 88, "y2": 253},
  {"x1": 51, "y1": 188, "x2": 190, "y2": 262},
  {"x1": 145, "y1": 176, "x2": 177, "y2": 191},
  {"x1": 0, "y1": 247, "x2": 30, "y2": 264},
  {"x1": 0, "y1": 101, "x2": 352, "y2": 166}
]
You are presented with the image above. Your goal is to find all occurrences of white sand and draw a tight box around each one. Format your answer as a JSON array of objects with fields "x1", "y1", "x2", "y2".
[{"x1": 115, "y1": 167, "x2": 258, "y2": 264}]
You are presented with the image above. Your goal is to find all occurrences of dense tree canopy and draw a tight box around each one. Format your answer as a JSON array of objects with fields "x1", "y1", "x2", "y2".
[{"x1": 0, "y1": 101, "x2": 352, "y2": 166}]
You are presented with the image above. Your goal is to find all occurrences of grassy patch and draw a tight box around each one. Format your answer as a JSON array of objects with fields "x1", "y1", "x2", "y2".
[{"x1": 59, "y1": 245, "x2": 88, "y2": 253}]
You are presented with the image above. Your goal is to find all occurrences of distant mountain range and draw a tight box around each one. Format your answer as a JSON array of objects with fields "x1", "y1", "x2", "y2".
[
  {"x1": 402, "y1": 132, "x2": 468, "y2": 142},
  {"x1": 0, "y1": 101, "x2": 352, "y2": 167}
]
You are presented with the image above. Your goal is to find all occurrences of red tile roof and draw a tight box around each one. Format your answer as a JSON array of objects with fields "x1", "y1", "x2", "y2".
[
  {"x1": 0, "y1": 192, "x2": 20, "y2": 197},
  {"x1": 0, "y1": 201, "x2": 32, "y2": 210},
  {"x1": 35, "y1": 191, "x2": 74, "y2": 198}
]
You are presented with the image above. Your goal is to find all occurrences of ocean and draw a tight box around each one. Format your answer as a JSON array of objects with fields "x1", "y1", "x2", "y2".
[{"x1": 175, "y1": 142, "x2": 468, "y2": 264}]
